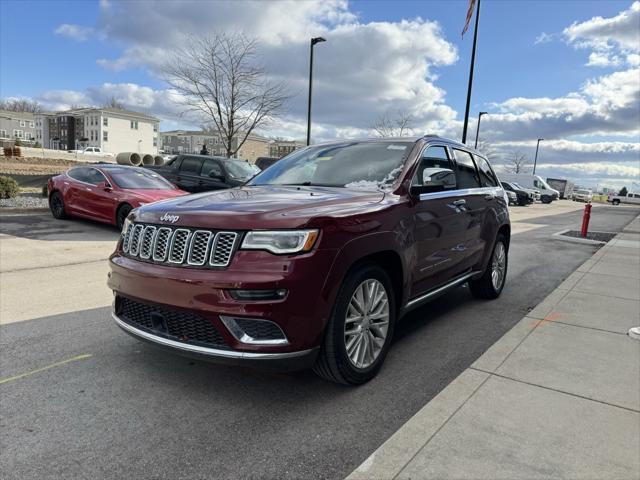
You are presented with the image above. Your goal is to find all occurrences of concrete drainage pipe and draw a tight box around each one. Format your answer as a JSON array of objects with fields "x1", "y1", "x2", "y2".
[
  {"x1": 116, "y1": 152, "x2": 142, "y2": 166},
  {"x1": 141, "y1": 154, "x2": 155, "y2": 166},
  {"x1": 153, "y1": 155, "x2": 165, "y2": 166}
]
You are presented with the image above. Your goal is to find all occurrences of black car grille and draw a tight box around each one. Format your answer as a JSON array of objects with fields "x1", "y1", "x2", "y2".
[
  {"x1": 116, "y1": 296, "x2": 228, "y2": 349},
  {"x1": 122, "y1": 222, "x2": 239, "y2": 269}
]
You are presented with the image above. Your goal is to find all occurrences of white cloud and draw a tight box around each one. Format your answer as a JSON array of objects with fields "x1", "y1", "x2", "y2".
[
  {"x1": 534, "y1": 32, "x2": 555, "y2": 45},
  {"x1": 54, "y1": 24, "x2": 94, "y2": 42}
]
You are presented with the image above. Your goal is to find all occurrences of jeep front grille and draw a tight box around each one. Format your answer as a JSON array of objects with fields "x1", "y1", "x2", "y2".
[{"x1": 122, "y1": 222, "x2": 239, "y2": 269}]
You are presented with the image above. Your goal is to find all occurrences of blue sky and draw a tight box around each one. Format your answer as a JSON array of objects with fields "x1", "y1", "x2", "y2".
[{"x1": 1, "y1": 0, "x2": 638, "y2": 188}]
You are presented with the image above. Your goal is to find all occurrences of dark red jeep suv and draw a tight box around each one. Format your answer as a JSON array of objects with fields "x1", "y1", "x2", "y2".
[{"x1": 109, "y1": 136, "x2": 510, "y2": 384}]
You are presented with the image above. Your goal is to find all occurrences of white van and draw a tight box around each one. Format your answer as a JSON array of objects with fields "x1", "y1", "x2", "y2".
[{"x1": 498, "y1": 174, "x2": 560, "y2": 204}]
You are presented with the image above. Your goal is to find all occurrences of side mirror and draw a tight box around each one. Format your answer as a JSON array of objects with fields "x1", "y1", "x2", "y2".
[
  {"x1": 99, "y1": 181, "x2": 112, "y2": 192},
  {"x1": 208, "y1": 171, "x2": 224, "y2": 180},
  {"x1": 421, "y1": 168, "x2": 456, "y2": 191}
]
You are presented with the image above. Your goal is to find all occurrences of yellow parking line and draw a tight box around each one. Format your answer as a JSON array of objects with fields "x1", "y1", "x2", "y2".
[{"x1": 0, "y1": 354, "x2": 92, "y2": 385}]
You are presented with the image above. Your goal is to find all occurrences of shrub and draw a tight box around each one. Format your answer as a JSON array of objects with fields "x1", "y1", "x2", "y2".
[
  {"x1": 42, "y1": 183, "x2": 49, "y2": 197},
  {"x1": 0, "y1": 176, "x2": 19, "y2": 199}
]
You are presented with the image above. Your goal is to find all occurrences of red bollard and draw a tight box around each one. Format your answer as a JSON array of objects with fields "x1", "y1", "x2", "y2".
[{"x1": 581, "y1": 203, "x2": 592, "y2": 237}]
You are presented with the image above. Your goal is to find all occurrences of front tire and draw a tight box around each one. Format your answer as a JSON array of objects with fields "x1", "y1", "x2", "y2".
[
  {"x1": 469, "y1": 233, "x2": 508, "y2": 300},
  {"x1": 49, "y1": 191, "x2": 68, "y2": 219},
  {"x1": 116, "y1": 204, "x2": 132, "y2": 230},
  {"x1": 612, "y1": 199, "x2": 620, "y2": 205},
  {"x1": 313, "y1": 263, "x2": 396, "y2": 385},
  {"x1": 541, "y1": 195, "x2": 552, "y2": 204}
]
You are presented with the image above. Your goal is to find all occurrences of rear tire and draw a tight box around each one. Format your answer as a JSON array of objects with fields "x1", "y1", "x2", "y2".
[
  {"x1": 49, "y1": 191, "x2": 68, "y2": 219},
  {"x1": 612, "y1": 199, "x2": 620, "y2": 205},
  {"x1": 469, "y1": 233, "x2": 508, "y2": 300},
  {"x1": 313, "y1": 263, "x2": 396, "y2": 385},
  {"x1": 116, "y1": 204, "x2": 132, "y2": 230},
  {"x1": 541, "y1": 195, "x2": 552, "y2": 204}
]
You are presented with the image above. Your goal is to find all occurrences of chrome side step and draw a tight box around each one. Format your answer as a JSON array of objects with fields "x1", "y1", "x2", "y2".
[{"x1": 402, "y1": 270, "x2": 481, "y2": 314}]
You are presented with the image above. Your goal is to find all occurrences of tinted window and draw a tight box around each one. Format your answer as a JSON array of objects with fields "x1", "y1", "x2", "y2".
[
  {"x1": 412, "y1": 146, "x2": 455, "y2": 186},
  {"x1": 84, "y1": 168, "x2": 107, "y2": 186},
  {"x1": 452, "y1": 149, "x2": 481, "y2": 189},
  {"x1": 501, "y1": 182, "x2": 513, "y2": 191},
  {"x1": 67, "y1": 168, "x2": 90, "y2": 183},
  {"x1": 201, "y1": 159, "x2": 223, "y2": 178},
  {"x1": 474, "y1": 155, "x2": 498, "y2": 187},
  {"x1": 109, "y1": 169, "x2": 174, "y2": 189},
  {"x1": 180, "y1": 157, "x2": 203, "y2": 174}
]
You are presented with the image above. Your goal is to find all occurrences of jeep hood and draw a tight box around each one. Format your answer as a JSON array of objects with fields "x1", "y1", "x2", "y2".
[{"x1": 135, "y1": 185, "x2": 385, "y2": 229}]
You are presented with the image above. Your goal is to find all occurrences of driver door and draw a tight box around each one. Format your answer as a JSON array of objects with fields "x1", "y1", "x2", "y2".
[
  {"x1": 200, "y1": 158, "x2": 228, "y2": 191},
  {"x1": 410, "y1": 145, "x2": 470, "y2": 297}
]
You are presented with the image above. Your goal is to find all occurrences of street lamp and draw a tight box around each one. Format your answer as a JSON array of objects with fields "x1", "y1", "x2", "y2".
[
  {"x1": 306, "y1": 36, "x2": 326, "y2": 146},
  {"x1": 533, "y1": 138, "x2": 544, "y2": 174},
  {"x1": 474, "y1": 111, "x2": 488, "y2": 149}
]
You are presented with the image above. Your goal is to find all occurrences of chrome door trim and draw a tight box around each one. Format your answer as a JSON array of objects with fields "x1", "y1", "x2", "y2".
[
  {"x1": 419, "y1": 186, "x2": 498, "y2": 201},
  {"x1": 403, "y1": 270, "x2": 481, "y2": 313}
]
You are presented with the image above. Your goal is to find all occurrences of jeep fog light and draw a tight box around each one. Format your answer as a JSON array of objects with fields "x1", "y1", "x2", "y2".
[{"x1": 229, "y1": 289, "x2": 288, "y2": 301}]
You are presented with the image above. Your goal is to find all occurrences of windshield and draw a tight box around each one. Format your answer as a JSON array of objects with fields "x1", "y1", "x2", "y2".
[
  {"x1": 512, "y1": 182, "x2": 525, "y2": 189},
  {"x1": 224, "y1": 160, "x2": 260, "y2": 180},
  {"x1": 576, "y1": 189, "x2": 591, "y2": 195},
  {"x1": 109, "y1": 169, "x2": 175, "y2": 190},
  {"x1": 248, "y1": 141, "x2": 413, "y2": 190}
]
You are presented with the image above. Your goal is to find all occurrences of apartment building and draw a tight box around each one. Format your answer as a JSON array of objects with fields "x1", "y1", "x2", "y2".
[
  {"x1": 161, "y1": 130, "x2": 270, "y2": 163},
  {"x1": 0, "y1": 110, "x2": 38, "y2": 144},
  {"x1": 36, "y1": 107, "x2": 160, "y2": 154},
  {"x1": 269, "y1": 139, "x2": 305, "y2": 158}
]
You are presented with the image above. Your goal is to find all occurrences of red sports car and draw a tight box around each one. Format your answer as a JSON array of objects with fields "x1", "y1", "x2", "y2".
[{"x1": 48, "y1": 165, "x2": 188, "y2": 229}]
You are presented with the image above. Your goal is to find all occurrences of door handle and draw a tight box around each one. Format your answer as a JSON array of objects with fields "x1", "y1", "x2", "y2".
[
  {"x1": 484, "y1": 194, "x2": 494, "y2": 201},
  {"x1": 451, "y1": 199, "x2": 466, "y2": 206}
]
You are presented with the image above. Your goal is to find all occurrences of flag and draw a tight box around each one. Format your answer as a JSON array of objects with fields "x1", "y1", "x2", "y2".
[{"x1": 462, "y1": 0, "x2": 476, "y2": 37}]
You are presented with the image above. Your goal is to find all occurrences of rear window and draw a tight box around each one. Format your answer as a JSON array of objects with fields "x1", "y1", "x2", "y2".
[
  {"x1": 180, "y1": 157, "x2": 203, "y2": 174},
  {"x1": 109, "y1": 169, "x2": 175, "y2": 189},
  {"x1": 474, "y1": 155, "x2": 498, "y2": 187}
]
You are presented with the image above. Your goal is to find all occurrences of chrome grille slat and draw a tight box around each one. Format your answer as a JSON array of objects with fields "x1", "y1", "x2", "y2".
[
  {"x1": 152, "y1": 227, "x2": 173, "y2": 262},
  {"x1": 188, "y1": 230, "x2": 214, "y2": 266},
  {"x1": 210, "y1": 232, "x2": 237, "y2": 267},
  {"x1": 168, "y1": 229, "x2": 192, "y2": 264},
  {"x1": 139, "y1": 226, "x2": 157, "y2": 259},
  {"x1": 123, "y1": 223, "x2": 237, "y2": 269},
  {"x1": 129, "y1": 224, "x2": 145, "y2": 256}
]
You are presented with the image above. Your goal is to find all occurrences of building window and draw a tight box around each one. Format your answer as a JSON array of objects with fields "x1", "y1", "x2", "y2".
[
  {"x1": 103, "y1": 131, "x2": 108, "y2": 142},
  {"x1": 19, "y1": 120, "x2": 25, "y2": 127},
  {"x1": 29, "y1": 121, "x2": 35, "y2": 128},
  {"x1": 103, "y1": 117, "x2": 108, "y2": 126},
  {"x1": 153, "y1": 136, "x2": 158, "y2": 147},
  {"x1": 14, "y1": 130, "x2": 23, "y2": 138},
  {"x1": 0, "y1": 130, "x2": 6, "y2": 138},
  {"x1": 153, "y1": 124, "x2": 158, "y2": 132},
  {"x1": 130, "y1": 120, "x2": 138, "y2": 130}
]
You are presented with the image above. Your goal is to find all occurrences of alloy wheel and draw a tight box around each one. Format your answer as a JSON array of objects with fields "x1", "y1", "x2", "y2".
[
  {"x1": 344, "y1": 279, "x2": 390, "y2": 369},
  {"x1": 491, "y1": 241, "x2": 507, "y2": 291}
]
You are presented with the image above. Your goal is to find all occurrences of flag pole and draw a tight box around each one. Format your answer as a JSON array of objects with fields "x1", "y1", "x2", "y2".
[{"x1": 461, "y1": 0, "x2": 481, "y2": 145}]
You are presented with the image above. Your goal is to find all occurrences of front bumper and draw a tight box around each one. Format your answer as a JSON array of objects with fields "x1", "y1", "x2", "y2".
[
  {"x1": 113, "y1": 311, "x2": 318, "y2": 370},
  {"x1": 108, "y1": 248, "x2": 338, "y2": 365}
]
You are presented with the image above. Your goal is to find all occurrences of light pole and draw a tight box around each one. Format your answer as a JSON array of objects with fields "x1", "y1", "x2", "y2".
[
  {"x1": 533, "y1": 138, "x2": 544, "y2": 174},
  {"x1": 474, "y1": 111, "x2": 487, "y2": 149},
  {"x1": 306, "y1": 36, "x2": 326, "y2": 146}
]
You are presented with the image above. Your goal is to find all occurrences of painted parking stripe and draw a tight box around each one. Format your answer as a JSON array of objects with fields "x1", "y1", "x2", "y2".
[{"x1": 0, "y1": 354, "x2": 92, "y2": 385}]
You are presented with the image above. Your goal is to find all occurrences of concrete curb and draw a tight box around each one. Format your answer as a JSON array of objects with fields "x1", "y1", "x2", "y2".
[
  {"x1": 0, "y1": 207, "x2": 50, "y2": 215},
  {"x1": 552, "y1": 228, "x2": 611, "y2": 246}
]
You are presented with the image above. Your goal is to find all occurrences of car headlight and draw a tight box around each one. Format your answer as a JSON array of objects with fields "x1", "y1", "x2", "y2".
[
  {"x1": 121, "y1": 217, "x2": 132, "y2": 237},
  {"x1": 241, "y1": 229, "x2": 319, "y2": 254}
]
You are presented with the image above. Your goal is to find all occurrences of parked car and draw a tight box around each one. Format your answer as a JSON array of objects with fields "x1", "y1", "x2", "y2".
[
  {"x1": 499, "y1": 173, "x2": 559, "y2": 204},
  {"x1": 573, "y1": 189, "x2": 593, "y2": 203},
  {"x1": 608, "y1": 191, "x2": 640, "y2": 205},
  {"x1": 505, "y1": 190, "x2": 517, "y2": 205},
  {"x1": 109, "y1": 136, "x2": 510, "y2": 385},
  {"x1": 48, "y1": 165, "x2": 188, "y2": 229},
  {"x1": 255, "y1": 156, "x2": 280, "y2": 170},
  {"x1": 69, "y1": 147, "x2": 112, "y2": 156},
  {"x1": 146, "y1": 155, "x2": 260, "y2": 193},
  {"x1": 501, "y1": 181, "x2": 532, "y2": 206}
]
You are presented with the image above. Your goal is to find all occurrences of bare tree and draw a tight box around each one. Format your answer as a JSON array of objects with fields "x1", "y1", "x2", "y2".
[
  {"x1": 474, "y1": 138, "x2": 497, "y2": 161},
  {"x1": 505, "y1": 151, "x2": 530, "y2": 174},
  {"x1": 162, "y1": 33, "x2": 290, "y2": 158},
  {"x1": 103, "y1": 96, "x2": 125, "y2": 110},
  {"x1": 370, "y1": 110, "x2": 414, "y2": 137},
  {"x1": 0, "y1": 98, "x2": 42, "y2": 113}
]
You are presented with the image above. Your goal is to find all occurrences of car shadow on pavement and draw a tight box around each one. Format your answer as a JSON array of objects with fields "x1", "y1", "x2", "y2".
[{"x1": 0, "y1": 213, "x2": 120, "y2": 242}]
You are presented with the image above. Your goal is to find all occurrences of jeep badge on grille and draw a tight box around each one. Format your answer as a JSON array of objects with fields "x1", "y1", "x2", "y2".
[{"x1": 160, "y1": 213, "x2": 180, "y2": 223}]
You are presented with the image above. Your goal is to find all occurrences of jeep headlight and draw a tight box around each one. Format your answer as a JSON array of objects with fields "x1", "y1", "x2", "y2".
[{"x1": 241, "y1": 229, "x2": 319, "y2": 254}]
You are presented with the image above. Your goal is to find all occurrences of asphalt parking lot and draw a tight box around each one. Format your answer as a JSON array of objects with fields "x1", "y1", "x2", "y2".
[{"x1": 1, "y1": 201, "x2": 639, "y2": 479}]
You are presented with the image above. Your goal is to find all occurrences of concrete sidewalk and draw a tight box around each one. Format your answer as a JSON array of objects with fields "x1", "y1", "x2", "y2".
[{"x1": 348, "y1": 216, "x2": 640, "y2": 480}]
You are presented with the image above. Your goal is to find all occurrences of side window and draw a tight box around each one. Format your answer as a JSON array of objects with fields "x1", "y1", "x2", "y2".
[
  {"x1": 452, "y1": 149, "x2": 481, "y2": 189},
  {"x1": 85, "y1": 168, "x2": 107, "y2": 186},
  {"x1": 68, "y1": 168, "x2": 89, "y2": 183},
  {"x1": 180, "y1": 157, "x2": 203, "y2": 174},
  {"x1": 201, "y1": 159, "x2": 223, "y2": 178},
  {"x1": 412, "y1": 146, "x2": 455, "y2": 187},
  {"x1": 474, "y1": 155, "x2": 498, "y2": 187}
]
